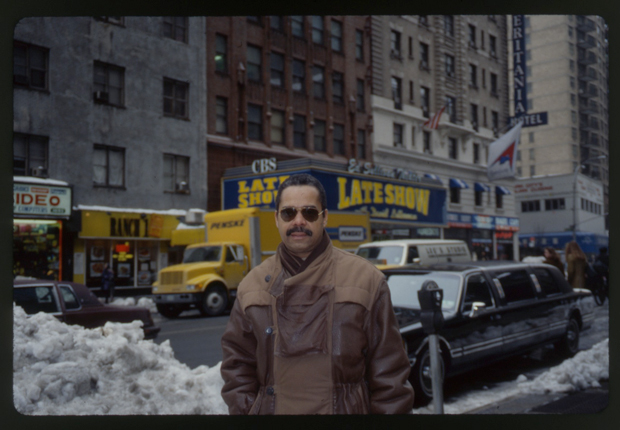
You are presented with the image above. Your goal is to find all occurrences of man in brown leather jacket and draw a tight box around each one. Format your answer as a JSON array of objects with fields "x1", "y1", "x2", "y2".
[{"x1": 220, "y1": 173, "x2": 415, "y2": 414}]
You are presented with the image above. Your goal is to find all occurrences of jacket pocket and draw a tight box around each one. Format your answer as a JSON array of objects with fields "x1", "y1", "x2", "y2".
[{"x1": 248, "y1": 389, "x2": 264, "y2": 415}]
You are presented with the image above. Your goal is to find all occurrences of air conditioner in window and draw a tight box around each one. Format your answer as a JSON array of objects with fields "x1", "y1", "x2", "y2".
[
  {"x1": 185, "y1": 208, "x2": 206, "y2": 225},
  {"x1": 175, "y1": 181, "x2": 189, "y2": 193},
  {"x1": 94, "y1": 91, "x2": 109, "y2": 102},
  {"x1": 31, "y1": 167, "x2": 47, "y2": 178}
]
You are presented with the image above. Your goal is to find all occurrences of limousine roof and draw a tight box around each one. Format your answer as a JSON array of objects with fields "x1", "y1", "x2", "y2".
[
  {"x1": 358, "y1": 239, "x2": 467, "y2": 247},
  {"x1": 383, "y1": 260, "x2": 526, "y2": 273}
]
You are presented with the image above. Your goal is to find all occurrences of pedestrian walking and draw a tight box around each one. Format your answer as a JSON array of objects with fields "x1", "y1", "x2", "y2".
[
  {"x1": 220, "y1": 173, "x2": 414, "y2": 415},
  {"x1": 565, "y1": 241, "x2": 587, "y2": 290},
  {"x1": 543, "y1": 247, "x2": 565, "y2": 274},
  {"x1": 101, "y1": 263, "x2": 115, "y2": 304}
]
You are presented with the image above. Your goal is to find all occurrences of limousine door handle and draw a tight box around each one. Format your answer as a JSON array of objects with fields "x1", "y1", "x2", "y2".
[{"x1": 490, "y1": 314, "x2": 502, "y2": 320}]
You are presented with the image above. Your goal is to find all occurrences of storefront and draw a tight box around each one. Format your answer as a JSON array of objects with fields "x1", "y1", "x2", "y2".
[
  {"x1": 221, "y1": 158, "x2": 447, "y2": 240},
  {"x1": 73, "y1": 206, "x2": 185, "y2": 290},
  {"x1": 446, "y1": 212, "x2": 520, "y2": 260},
  {"x1": 13, "y1": 178, "x2": 73, "y2": 280}
]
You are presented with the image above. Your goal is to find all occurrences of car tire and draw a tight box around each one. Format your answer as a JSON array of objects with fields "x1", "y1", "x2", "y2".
[
  {"x1": 156, "y1": 304, "x2": 182, "y2": 319},
  {"x1": 410, "y1": 347, "x2": 445, "y2": 406},
  {"x1": 199, "y1": 284, "x2": 228, "y2": 316},
  {"x1": 555, "y1": 317, "x2": 580, "y2": 357}
]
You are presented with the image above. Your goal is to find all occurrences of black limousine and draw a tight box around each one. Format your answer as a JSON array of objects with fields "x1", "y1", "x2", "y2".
[{"x1": 384, "y1": 261, "x2": 595, "y2": 405}]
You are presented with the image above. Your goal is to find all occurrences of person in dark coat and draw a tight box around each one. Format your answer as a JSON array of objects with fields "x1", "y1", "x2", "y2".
[
  {"x1": 101, "y1": 263, "x2": 115, "y2": 304},
  {"x1": 543, "y1": 247, "x2": 564, "y2": 274}
]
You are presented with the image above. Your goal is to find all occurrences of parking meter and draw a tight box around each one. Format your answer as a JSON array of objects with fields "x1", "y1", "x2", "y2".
[
  {"x1": 418, "y1": 280, "x2": 444, "y2": 334},
  {"x1": 417, "y1": 280, "x2": 445, "y2": 414}
]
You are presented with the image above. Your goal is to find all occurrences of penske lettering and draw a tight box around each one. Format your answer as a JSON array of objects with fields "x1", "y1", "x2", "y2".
[
  {"x1": 337, "y1": 177, "x2": 430, "y2": 215},
  {"x1": 210, "y1": 219, "x2": 245, "y2": 229}
]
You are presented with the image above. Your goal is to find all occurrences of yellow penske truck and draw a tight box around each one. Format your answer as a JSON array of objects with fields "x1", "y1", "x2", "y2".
[{"x1": 152, "y1": 207, "x2": 370, "y2": 317}]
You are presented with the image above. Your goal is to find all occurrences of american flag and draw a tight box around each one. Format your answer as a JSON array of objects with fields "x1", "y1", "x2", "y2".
[{"x1": 423, "y1": 105, "x2": 447, "y2": 129}]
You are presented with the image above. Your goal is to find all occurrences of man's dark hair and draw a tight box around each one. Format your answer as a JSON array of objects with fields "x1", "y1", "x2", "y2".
[{"x1": 275, "y1": 173, "x2": 327, "y2": 211}]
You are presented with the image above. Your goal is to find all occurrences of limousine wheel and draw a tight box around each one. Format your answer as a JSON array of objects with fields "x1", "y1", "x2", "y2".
[
  {"x1": 156, "y1": 304, "x2": 182, "y2": 319},
  {"x1": 555, "y1": 317, "x2": 580, "y2": 357},
  {"x1": 411, "y1": 348, "x2": 445, "y2": 406}
]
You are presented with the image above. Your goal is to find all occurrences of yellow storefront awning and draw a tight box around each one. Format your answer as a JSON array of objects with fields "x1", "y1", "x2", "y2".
[{"x1": 171, "y1": 228, "x2": 205, "y2": 246}]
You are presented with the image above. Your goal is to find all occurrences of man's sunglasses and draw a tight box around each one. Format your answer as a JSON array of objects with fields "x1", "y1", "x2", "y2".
[{"x1": 278, "y1": 206, "x2": 325, "y2": 222}]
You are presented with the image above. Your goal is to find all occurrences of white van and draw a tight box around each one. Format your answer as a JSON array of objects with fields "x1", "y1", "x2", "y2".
[{"x1": 355, "y1": 239, "x2": 472, "y2": 269}]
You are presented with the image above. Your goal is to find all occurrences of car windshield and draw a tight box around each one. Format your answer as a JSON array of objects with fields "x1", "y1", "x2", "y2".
[
  {"x1": 356, "y1": 246, "x2": 404, "y2": 265},
  {"x1": 386, "y1": 272, "x2": 462, "y2": 311},
  {"x1": 183, "y1": 246, "x2": 222, "y2": 263}
]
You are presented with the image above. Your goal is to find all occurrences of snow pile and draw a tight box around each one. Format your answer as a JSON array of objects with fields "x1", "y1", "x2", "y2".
[
  {"x1": 107, "y1": 296, "x2": 158, "y2": 315},
  {"x1": 13, "y1": 305, "x2": 227, "y2": 415},
  {"x1": 517, "y1": 339, "x2": 609, "y2": 394}
]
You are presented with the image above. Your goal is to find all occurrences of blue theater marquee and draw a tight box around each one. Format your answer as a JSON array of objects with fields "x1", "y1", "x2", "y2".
[{"x1": 222, "y1": 166, "x2": 447, "y2": 227}]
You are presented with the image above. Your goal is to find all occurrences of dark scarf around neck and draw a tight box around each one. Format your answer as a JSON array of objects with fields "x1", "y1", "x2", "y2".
[{"x1": 278, "y1": 230, "x2": 331, "y2": 276}]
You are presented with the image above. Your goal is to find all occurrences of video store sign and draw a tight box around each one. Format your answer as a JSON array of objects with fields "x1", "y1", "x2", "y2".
[{"x1": 14, "y1": 182, "x2": 72, "y2": 218}]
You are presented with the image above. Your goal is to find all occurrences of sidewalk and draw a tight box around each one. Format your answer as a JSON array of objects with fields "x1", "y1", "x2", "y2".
[{"x1": 467, "y1": 381, "x2": 609, "y2": 414}]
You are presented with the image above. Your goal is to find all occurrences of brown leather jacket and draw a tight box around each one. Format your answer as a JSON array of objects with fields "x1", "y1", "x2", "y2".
[{"x1": 220, "y1": 243, "x2": 414, "y2": 414}]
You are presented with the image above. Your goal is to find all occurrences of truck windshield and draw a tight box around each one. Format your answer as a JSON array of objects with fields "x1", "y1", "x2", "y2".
[
  {"x1": 183, "y1": 246, "x2": 222, "y2": 263},
  {"x1": 356, "y1": 246, "x2": 404, "y2": 265}
]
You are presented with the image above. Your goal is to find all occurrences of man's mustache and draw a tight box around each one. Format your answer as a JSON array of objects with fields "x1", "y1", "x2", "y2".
[{"x1": 286, "y1": 226, "x2": 313, "y2": 236}]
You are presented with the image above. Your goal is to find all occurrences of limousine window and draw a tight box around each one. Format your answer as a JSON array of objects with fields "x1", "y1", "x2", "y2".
[
  {"x1": 60, "y1": 285, "x2": 81, "y2": 310},
  {"x1": 387, "y1": 272, "x2": 461, "y2": 311},
  {"x1": 492, "y1": 269, "x2": 537, "y2": 303},
  {"x1": 13, "y1": 286, "x2": 61, "y2": 314},
  {"x1": 357, "y1": 245, "x2": 403, "y2": 265},
  {"x1": 462, "y1": 273, "x2": 495, "y2": 312},
  {"x1": 532, "y1": 267, "x2": 562, "y2": 296}
]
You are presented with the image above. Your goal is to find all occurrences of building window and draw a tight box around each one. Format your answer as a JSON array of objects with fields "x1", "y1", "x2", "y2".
[
  {"x1": 93, "y1": 61, "x2": 124, "y2": 106},
  {"x1": 473, "y1": 143, "x2": 480, "y2": 164},
  {"x1": 357, "y1": 130, "x2": 366, "y2": 159},
  {"x1": 331, "y1": 20, "x2": 343, "y2": 52},
  {"x1": 393, "y1": 123, "x2": 404, "y2": 147},
  {"x1": 163, "y1": 78, "x2": 189, "y2": 119},
  {"x1": 496, "y1": 193, "x2": 503, "y2": 209},
  {"x1": 419, "y1": 15, "x2": 428, "y2": 26},
  {"x1": 492, "y1": 111, "x2": 499, "y2": 132},
  {"x1": 311, "y1": 16, "x2": 324, "y2": 44},
  {"x1": 490, "y1": 73, "x2": 498, "y2": 96},
  {"x1": 95, "y1": 16, "x2": 124, "y2": 25},
  {"x1": 390, "y1": 30, "x2": 401, "y2": 58},
  {"x1": 420, "y1": 86, "x2": 430, "y2": 117},
  {"x1": 572, "y1": 127, "x2": 578, "y2": 141},
  {"x1": 332, "y1": 71, "x2": 343, "y2": 103},
  {"x1": 391, "y1": 76, "x2": 402, "y2": 110},
  {"x1": 447, "y1": 96, "x2": 456, "y2": 122},
  {"x1": 481, "y1": 30, "x2": 485, "y2": 50},
  {"x1": 482, "y1": 68, "x2": 486, "y2": 88},
  {"x1": 215, "y1": 34, "x2": 228, "y2": 73},
  {"x1": 293, "y1": 114, "x2": 306, "y2": 148},
  {"x1": 313, "y1": 65, "x2": 325, "y2": 99},
  {"x1": 216, "y1": 97, "x2": 228, "y2": 134},
  {"x1": 291, "y1": 16, "x2": 305, "y2": 38},
  {"x1": 248, "y1": 104, "x2": 263, "y2": 141},
  {"x1": 483, "y1": 106, "x2": 487, "y2": 127},
  {"x1": 292, "y1": 59, "x2": 306, "y2": 92},
  {"x1": 93, "y1": 144, "x2": 125, "y2": 187},
  {"x1": 571, "y1": 93, "x2": 576, "y2": 106},
  {"x1": 247, "y1": 16, "x2": 261, "y2": 24},
  {"x1": 490, "y1": 35, "x2": 497, "y2": 57},
  {"x1": 423, "y1": 131, "x2": 431, "y2": 153},
  {"x1": 470, "y1": 104, "x2": 478, "y2": 130},
  {"x1": 450, "y1": 187, "x2": 460, "y2": 204},
  {"x1": 356, "y1": 29, "x2": 364, "y2": 60},
  {"x1": 163, "y1": 154, "x2": 189, "y2": 193},
  {"x1": 163, "y1": 17, "x2": 188, "y2": 43},
  {"x1": 270, "y1": 16, "x2": 284, "y2": 31},
  {"x1": 469, "y1": 64, "x2": 477, "y2": 88},
  {"x1": 13, "y1": 41, "x2": 48, "y2": 90},
  {"x1": 270, "y1": 109, "x2": 285, "y2": 144},
  {"x1": 444, "y1": 15, "x2": 454, "y2": 36},
  {"x1": 475, "y1": 189, "x2": 483, "y2": 206},
  {"x1": 517, "y1": 150, "x2": 521, "y2": 161},
  {"x1": 449, "y1": 137, "x2": 458, "y2": 159},
  {"x1": 570, "y1": 76, "x2": 576, "y2": 89},
  {"x1": 569, "y1": 59, "x2": 575, "y2": 71},
  {"x1": 545, "y1": 198, "x2": 566, "y2": 211},
  {"x1": 270, "y1": 52, "x2": 284, "y2": 87},
  {"x1": 408, "y1": 36, "x2": 413, "y2": 58},
  {"x1": 419, "y1": 43, "x2": 429, "y2": 69},
  {"x1": 357, "y1": 79, "x2": 365, "y2": 111},
  {"x1": 13, "y1": 133, "x2": 48, "y2": 176},
  {"x1": 314, "y1": 119, "x2": 326, "y2": 152},
  {"x1": 333, "y1": 123, "x2": 345, "y2": 155},
  {"x1": 247, "y1": 45, "x2": 262, "y2": 82},
  {"x1": 529, "y1": 148, "x2": 535, "y2": 160},
  {"x1": 521, "y1": 200, "x2": 540, "y2": 212},
  {"x1": 468, "y1": 24, "x2": 477, "y2": 48},
  {"x1": 517, "y1": 167, "x2": 522, "y2": 177},
  {"x1": 445, "y1": 54, "x2": 455, "y2": 77},
  {"x1": 530, "y1": 165, "x2": 536, "y2": 176}
]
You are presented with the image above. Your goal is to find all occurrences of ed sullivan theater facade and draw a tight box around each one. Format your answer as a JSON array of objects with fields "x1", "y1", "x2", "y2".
[{"x1": 221, "y1": 158, "x2": 519, "y2": 260}]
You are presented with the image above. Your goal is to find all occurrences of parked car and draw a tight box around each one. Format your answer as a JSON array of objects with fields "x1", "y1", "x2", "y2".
[
  {"x1": 356, "y1": 239, "x2": 471, "y2": 269},
  {"x1": 13, "y1": 279, "x2": 160, "y2": 339},
  {"x1": 384, "y1": 261, "x2": 595, "y2": 405}
]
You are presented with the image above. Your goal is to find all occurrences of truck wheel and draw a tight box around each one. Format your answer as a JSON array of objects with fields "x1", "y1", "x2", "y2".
[
  {"x1": 200, "y1": 284, "x2": 228, "y2": 316},
  {"x1": 555, "y1": 317, "x2": 580, "y2": 357},
  {"x1": 156, "y1": 304, "x2": 182, "y2": 319},
  {"x1": 410, "y1": 348, "x2": 445, "y2": 406}
]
